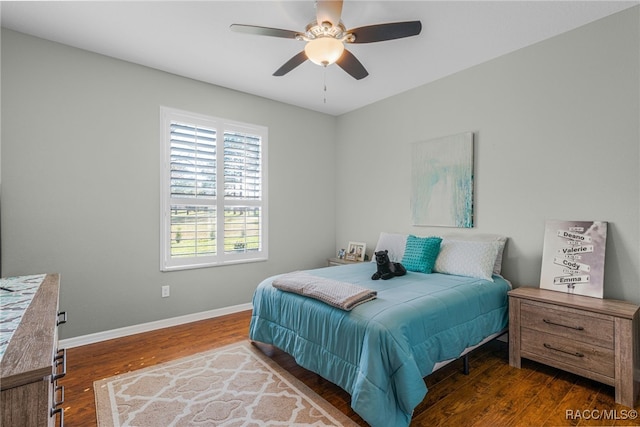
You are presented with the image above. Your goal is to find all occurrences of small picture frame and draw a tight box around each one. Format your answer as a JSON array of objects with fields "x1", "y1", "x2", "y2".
[{"x1": 345, "y1": 241, "x2": 366, "y2": 262}]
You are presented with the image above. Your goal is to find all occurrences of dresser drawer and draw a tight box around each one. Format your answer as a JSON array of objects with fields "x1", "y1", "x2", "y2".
[
  {"x1": 521, "y1": 327, "x2": 614, "y2": 379},
  {"x1": 521, "y1": 301, "x2": 614, "y2": 349}
]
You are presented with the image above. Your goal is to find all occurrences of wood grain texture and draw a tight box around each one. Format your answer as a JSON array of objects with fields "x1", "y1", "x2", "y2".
[
  {"x1": 521, "y1": 328, "x2": 615, "y2": 379},
  {"x1": 1, "y1": 274, "x2": 59, "y2": 390},
  {"x1": 508, "y1": 287, "x2": 639, "y2": 319},
  {"x1": 509, "y1": 296, "x2": 521, "y2": 368},
  {"x1": 521, "y1": 301, "x2": 614, "y2": 348},
  {"x1": 1, "y1": 274, "x2": 61, "y2": 427},
  {"x1": 0, "y1": 379, "x2": 51, "y2": 426},
  {"x1": 615, "y1": 316, "x2": 637, "y2": 408},
  {"x1": 60, "y1": 309, "x2": 640, "y2": 426},
  {"x1": 510, "y1": 287, "x2": 640, "y2": 410}
]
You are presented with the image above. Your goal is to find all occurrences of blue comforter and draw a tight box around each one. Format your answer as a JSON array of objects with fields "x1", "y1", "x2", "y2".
[{"x1": 249, "y1": 263, "x2": 510, "y2": 427}]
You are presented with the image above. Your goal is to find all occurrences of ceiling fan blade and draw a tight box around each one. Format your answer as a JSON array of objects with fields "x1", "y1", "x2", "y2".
[
  {"x1": 336, "y1": 49, "x2": 368, "y2": 80},
  {"x1": 316, "y1": 0, "x2": 343, "y2": 27},
  {"x1": 348, "y1": 21, "x2": 422, "y2": 43},
  {"x1": 273, "y1": 51, "x2": 308, "y2": 76},
  {"x1": 230, "y1": 24, "x2": 300, "y2": 39}
]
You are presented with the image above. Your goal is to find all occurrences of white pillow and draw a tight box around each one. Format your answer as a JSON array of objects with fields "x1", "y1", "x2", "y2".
[
  {"x1": 372, "y1": 232, "x2": 408, "y2": 263},
  {"x1": 443, "y1": 234, "x2": 507, "y2": 274},
  {"x1": 434, "y1": 240, "x2": 501, "y2": 281}
]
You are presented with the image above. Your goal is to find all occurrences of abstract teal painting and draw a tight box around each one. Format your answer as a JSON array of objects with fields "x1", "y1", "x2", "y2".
[{"x1": 411, "y1": 132, "x2": 474, "y2": 228}]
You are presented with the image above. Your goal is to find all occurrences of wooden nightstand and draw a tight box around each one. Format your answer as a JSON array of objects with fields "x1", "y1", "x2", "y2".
[
  {"x1": 508, "y1": 287, "x2": 639, "y2": 408},
  {"x1": 327, "y1": 257, "x2": 361, "y2": 267}
]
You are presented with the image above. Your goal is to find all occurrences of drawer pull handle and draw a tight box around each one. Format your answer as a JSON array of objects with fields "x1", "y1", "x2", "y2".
[
  {"x1": 50, "y1": 406, "x2": 64, "y2": 427},
  {"x1": 543, "y1": 318, "x2": 584, "y2": 330},
  {"x1": 53, "y1": 384, "x2": 65, "y2": 407},
  {"x1": 57, "y1": 311, "x2": 67, "y2": 326},
  {"x1": 543, "y1": 343, "x2": 584, "y2": 358},
  {"x1": 52, "y1": 348, "x2": 67, "y2": 382}
]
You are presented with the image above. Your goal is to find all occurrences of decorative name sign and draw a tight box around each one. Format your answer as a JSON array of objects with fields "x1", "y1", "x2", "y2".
[{"x1": 539, "y1": 220, "x2": 607, "y2": 298}]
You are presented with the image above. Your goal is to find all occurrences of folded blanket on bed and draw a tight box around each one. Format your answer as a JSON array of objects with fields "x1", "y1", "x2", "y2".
[{"x1": 272, "y1": 271, "x2": 377, "y2": 311}]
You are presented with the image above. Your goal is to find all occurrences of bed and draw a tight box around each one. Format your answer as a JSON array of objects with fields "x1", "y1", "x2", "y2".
[{"x1": 249, "y1": 233, "x2": 510, "y2": 427}]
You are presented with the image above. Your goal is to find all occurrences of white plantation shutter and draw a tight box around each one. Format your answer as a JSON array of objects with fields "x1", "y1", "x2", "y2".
[
  {"x1": 160, "y1": 107, "x2": 268, "y2": 271},
  {"x1": 224, "y1": 132, "x2": 261, "y2": 200},
  {"x1": 170, "y1": 123, "x2": 217, "y2": 199}
]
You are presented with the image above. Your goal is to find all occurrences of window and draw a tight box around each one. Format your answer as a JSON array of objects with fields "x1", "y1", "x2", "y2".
[{"x1": 160, "y1": 107, "x2": 268, "y2": 271}]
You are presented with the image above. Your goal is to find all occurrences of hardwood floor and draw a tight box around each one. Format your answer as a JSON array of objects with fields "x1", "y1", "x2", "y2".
[{"x1": 60, "y1": 310, "x2": 640, "y2": 426}]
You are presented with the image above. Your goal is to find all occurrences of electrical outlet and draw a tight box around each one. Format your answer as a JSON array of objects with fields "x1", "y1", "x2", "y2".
[{"x1": 161, "y1": 285, "x2": 170, "y2": 298}]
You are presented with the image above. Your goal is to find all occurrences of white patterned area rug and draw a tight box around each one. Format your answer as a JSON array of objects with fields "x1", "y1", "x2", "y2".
[{"x1": 94, "y1": 341, "x2": 358, "y2": 427}]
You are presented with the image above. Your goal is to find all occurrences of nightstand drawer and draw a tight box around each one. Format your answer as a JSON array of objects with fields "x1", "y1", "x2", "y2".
[
  {"x1": 509, "y1": 287, "x2": 639, "y2": 408},
  {"x1": 521, "y1": 327, "x2": 615, "y2": 378},
  {"x1": 521, "y1": 301, "x2": 614, "y2": 349}
]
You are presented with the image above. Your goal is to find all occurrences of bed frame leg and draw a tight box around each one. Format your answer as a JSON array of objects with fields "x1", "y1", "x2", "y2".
[{"x1": 462, "y1": 354, "x2": 469, "y2": 375}]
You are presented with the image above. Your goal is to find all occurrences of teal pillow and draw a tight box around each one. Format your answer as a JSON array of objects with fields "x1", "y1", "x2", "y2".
[{"x1": 401, "y1": 235, "x2": 442, "y2": 273}]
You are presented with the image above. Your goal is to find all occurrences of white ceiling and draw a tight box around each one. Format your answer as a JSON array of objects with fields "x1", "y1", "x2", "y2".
[{"x1": 1, "y1": 1, "x2": 637, "y2": 116}]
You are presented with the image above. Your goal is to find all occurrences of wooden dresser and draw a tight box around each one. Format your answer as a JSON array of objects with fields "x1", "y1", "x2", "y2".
[
  {"x1": 509, "y1": 287, "x2": 639, "y2": 408},
  {"x1": 1, "y1": 274, "x2": 66, "y2": 426}
]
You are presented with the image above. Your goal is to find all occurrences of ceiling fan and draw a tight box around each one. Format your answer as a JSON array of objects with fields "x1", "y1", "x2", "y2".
[{"x1": 230, "y1": 0, "x2": 422, "y2": 80}]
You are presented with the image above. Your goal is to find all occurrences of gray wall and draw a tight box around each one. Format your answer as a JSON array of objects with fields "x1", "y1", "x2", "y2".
[
  {"x1": 1, "y1": 29, "x2": 337, "y2": 339},
  {"x1": 335, "y1": 7, "x2": 639, "y2": 303}
]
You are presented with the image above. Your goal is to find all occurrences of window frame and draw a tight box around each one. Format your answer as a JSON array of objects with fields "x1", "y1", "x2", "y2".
[{"x1": 160, "y1": 106, "x2": 268, "y2": 271}]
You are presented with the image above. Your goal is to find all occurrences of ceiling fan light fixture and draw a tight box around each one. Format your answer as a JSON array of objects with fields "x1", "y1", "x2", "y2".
[
  {"x1": 232, "y1": 0, "x2": 422, "y2": 79},
  {"x1": 304, "y1": 37, "x2": 344, "y2": 66}
]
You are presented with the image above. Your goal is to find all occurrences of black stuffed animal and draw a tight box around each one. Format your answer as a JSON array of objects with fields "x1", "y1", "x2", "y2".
[{"x1": 372, "y1": 250, "x2": 407, "y2": 280}]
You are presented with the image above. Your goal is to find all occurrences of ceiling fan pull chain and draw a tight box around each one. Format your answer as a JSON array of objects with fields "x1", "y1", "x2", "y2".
[{"x1": 323, "y1": 65, "x2": 328, "y2": 104}]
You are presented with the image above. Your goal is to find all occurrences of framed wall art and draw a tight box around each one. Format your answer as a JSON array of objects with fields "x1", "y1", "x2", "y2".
[
  {"x1": 539, "y1": 219, "x2": 608, "y2": 298},
  {"x1": 410, "y1": 132, "x2": 474, "y2": 228}
]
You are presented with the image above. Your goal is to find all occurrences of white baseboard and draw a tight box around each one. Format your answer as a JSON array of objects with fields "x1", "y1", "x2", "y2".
[{"x1": 59, "y1": 303, "x2": 253, "y2": 349}]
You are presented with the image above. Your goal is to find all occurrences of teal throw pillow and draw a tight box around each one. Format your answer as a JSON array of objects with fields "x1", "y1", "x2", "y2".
[{"x1": 401, "y1": 235, "x2": 442, "y2": 273}]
